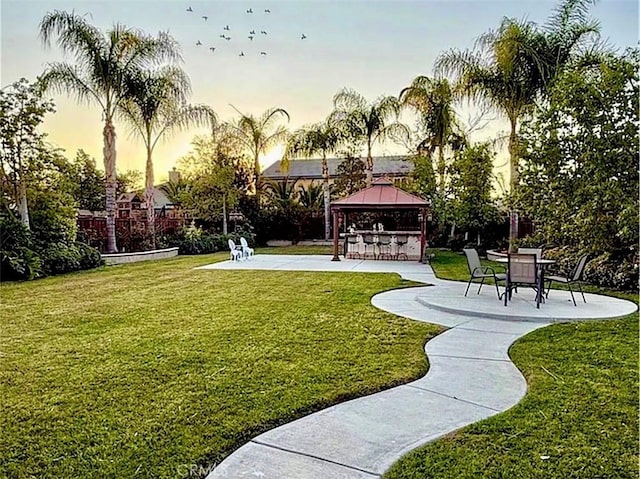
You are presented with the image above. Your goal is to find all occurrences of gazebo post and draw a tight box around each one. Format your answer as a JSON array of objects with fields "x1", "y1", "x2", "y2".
[
  {"x1": 419, "y1": 208, "x2": 426, "y2": 263},
  {"x1": 331, "y1": 208, "x2": 341, "y2": 262}
]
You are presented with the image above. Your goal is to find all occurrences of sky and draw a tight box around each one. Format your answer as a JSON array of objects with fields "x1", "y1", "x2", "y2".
[{"x1": 1, "y1": 0, "x2": 638, "y2": 183}]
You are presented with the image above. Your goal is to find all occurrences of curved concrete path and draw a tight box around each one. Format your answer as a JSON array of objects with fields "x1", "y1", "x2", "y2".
[{"x1": 202, "y1": 255, "x2": 636, "y2": 478}]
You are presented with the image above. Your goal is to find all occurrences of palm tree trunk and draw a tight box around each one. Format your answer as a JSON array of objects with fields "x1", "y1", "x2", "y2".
[
  {"x1": 144, "y1": 143, "x2": 156, "y2": 250},
  {"x1": 254, "y1": 153, "x2": 261, "y2": 204},
  {"x1": 103, "y1": 119, "x2": 118, "y2": 253},
  {"x1": 508, "y1": 115, "x2": 519, "y2": 251},
  {"x1": 222, "y1": 194, "x2": 228, "y2": 235},
  {"x1": 17, "y1": 180, "x2": 29, "y2": 228},
  {"x1": 366, "y1": 142, "x2": 373, "y2": 186},
  {"x1": 322, "y1": 156, "x2": 330, "y2": 240},
  {"x1": 437, "y1": 145, "x2": 446, "y2": 195}
]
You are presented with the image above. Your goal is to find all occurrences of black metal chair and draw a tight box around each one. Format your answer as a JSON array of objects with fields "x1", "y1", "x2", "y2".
[
  {"x1": 362, "y1": 234, "x2": 377, "y2": 259},
  {"x1": 376, "y1": 234, "x2": 393, "y2": 260},
  {"x1": 394, "y1": 234, "x2": 409, "y2": 260},
  {"x1": 463, "y1": 248, "x2": 505, "y2": 299},
  {"x1": 545, "y1": 254, "x2": 589, "y2": 306}
]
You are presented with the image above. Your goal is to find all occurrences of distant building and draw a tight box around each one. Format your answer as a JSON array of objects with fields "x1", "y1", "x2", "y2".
[
  {"x1": 262, "y1": 155, "x2": 414, "y2": 187},
  {"x1": 117, "y1": 192, "x2": 145, "y2": 219}
]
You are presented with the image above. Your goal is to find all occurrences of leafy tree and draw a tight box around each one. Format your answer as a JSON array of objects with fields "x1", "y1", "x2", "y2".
[
  {"x1": 263, "y1": 178, "x2": 299, "y2": 211},
  {"x1": 69, "y1": 150, "x2": 141, "y2": 211},
  {"x1": 330, "y1": 88, "x2": 409, "y2": 185},
  {"x1": 39, "y1": 10, "x2": 182, "y2": 252},
  {"x1": 287, "y1": 120, "x2": 343, "y2": 239},
  {"x1": 177, "y1": 131, "x2": 243, "y2": 233},
  {"x1": 0, "y1": 78, "x2": 55, "y2": 227},
  {"x1": 120, "y1": 65, "x2": 215, "y2": 248},
  {"x1": 515, "y1": 50, "x2": 639, "y2": 253},
  {"x1": 435, "y1": 0, "x2": 601, "y2": 246},
  {"x1": 399, "y1": 76, "x2": 466, "y2": 194},
  {"x1": 228, "y1": 106, "x2": 290, "y2": 201},
  {"x1": 448, "y1": 143, "x2": 499, "y2": 245},
  {"x1": 333, "y1": 155, "x2": 366, "y2": 197}
]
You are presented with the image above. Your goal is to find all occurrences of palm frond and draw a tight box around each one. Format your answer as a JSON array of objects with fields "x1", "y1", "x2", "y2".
[{"x1": 39, "y1": 62, "x2": 103, "y2": 109}]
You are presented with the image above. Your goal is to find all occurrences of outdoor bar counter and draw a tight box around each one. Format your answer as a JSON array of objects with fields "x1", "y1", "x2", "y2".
[{"x1": 342, "y1": 231, "x2": 423, "y2": 260}]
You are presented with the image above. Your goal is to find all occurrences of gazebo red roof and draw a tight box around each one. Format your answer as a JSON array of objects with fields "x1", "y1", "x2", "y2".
[{"x1": 331, "y1": 177, "x2": 428, "y2": 210}]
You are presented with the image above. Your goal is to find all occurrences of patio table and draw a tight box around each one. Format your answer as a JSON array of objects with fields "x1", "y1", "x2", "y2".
[{"x1": 494, "y1": 257, "x2": 556, "y2": 307}]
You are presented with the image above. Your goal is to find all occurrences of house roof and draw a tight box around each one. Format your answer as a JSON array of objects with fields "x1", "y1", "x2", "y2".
[
  {"x1": 262, "y1": 155, "x2": 413, "y2": 180},
  {"x1": 331, "y1": 177, "x2": 429, "y2": 210},
  {"x1": 117, "y1": 192, "x2": 143, "y2": 202}
]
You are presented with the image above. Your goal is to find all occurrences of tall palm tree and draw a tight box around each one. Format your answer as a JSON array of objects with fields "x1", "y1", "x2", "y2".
[
  {"x1": 120, "y1": 66, "x2": 216, "y2": 248},
  {"x1": 331, "y1": 88, "x2": 409, "y2": 185},
  {"x1": 435, "y1": 0, "x2": 600, "y2": 246},
  {"x1": 229, "y1": 106, "x2": 290, "y2": 202},
  {"x1": 287, "y1": 120, "x2": 343, "y2": 239},
  {"x1": 399, "y1": 76, "x2": 466, "y2": 194},
  {"x1": 39, "y1": 11, "x2": 181, "y2": 252}
]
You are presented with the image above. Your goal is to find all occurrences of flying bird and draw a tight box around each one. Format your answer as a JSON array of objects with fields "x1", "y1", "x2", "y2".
[
  {"x1": 260, "y1": 30, "x2": 267, "y2": 35},
  {"x1": 246, "y1": 8, "x2": 253, "y2": 13},
  {"x1": 209, "y1": 47, "x2": 216, "y2": 52},
  {"x1": 186, "y1": 6, "x2": 193, "y2": 12},
  {"x1": 264, "y1": 9, "x2": 270, "y2": 13},
  {"x1": 301, "y1": 34, "x2": 307, "y2": 39},
  {"x1": 239, "y1": 51, "x2": 245, "y2": 56},
  {"x1": 248, "y1": 35, "x2": 254, "y2": 40},
  {"x1": 224, "y1": 25, "x2": 230, "y2": 31},
  {"x1": 202, "y1": 15, "x2": 208, "y2": 21},
  {"x1": 260, "y1": 51, "x2": 267, "y2": 55},
  {"x1": 219, "y1": 34, "x2": 225, "y2": 38},
  {"x1": 196, "y1": 40, "x2": 202, "y2": 46},
  {"x1": 249, "y1": 30, "x2": 256, "y2": 35},
  {"x1": 224, "y1": 35, "x2": 231, "y2": 40}
]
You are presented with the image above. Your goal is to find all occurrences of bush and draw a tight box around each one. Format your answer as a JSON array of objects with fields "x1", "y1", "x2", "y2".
[
  {"x1": 38, "y1": 241, "x2": 103, "y2": 276},
  {"x1": 76, "y1": 242, "x2": 103, "y2": 270},
  {"x1": 0, "y1": 212, "x2": 41, "y2": 281},
  {"x1": 544, "y1": 246, "x2": 638, "y2": 292}
]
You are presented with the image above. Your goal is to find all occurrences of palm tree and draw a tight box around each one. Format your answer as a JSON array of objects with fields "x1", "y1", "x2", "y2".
[
  {"x1": 39, "y1": 11, "x2": 181, "y2": 252},
  {"x1": 298, "y1": 183, "x2": 324, "y2": 211},
  {"x1": 229, "y1": 106, "x2": 290, "y2": 202},
  {"x1": 330, "y1": 88, "x2": 409, "y2": 185},
  {"x1": 399, "y1": 76, "x2": 466, "y2": 195},
  {"x1": 119, "y1": 65, "x2": 216, "y2": 248},
  {"x1": 435, "y1": 0, "x2": 600, "y2": 246},
  {"x1": 287, "y1": 120, "x2": 343, "y2": 239},
  {"x1": 264, "y1": 178, "x2": 298, "y2": 210}
]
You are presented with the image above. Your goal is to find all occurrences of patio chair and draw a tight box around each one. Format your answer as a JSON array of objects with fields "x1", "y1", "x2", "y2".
[
  {"x1": 504, "y1": 253, "x2": 540, "y2": 308},
  {"x1": 228, "y1": 239, "x2": 243, "y2": 262},
  {"x1": 346, "y1": 234, "x2": 361, "y2": 259},
  {"x1": 545, "y1": 254, "x2": 589, "y2": 306},
  {"x1": 362, "y1": 234, "x2": 377, "y2": 259},
  {"x1": 463, "y1": 248, "x2": 506, "y2": 299},
  {"x1": 377, "y1": 234, "x2": 393, "y2": 260},
  {"x1": 240, "y1": 237, "x2": 254, "y2": 260},
  {"x1": 394, "y1": 234, "x2": 409, "y2": 261}
]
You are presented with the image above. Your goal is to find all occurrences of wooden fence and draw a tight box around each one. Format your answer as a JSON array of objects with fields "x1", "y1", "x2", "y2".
[{"x1": 77, "y1": 217, "x2": 185, "y2": 253}]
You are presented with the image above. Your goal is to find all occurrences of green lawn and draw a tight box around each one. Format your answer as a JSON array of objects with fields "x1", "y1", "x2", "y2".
[
  {"x1": 385, "y1": 250, "x2": 639, "y2": 479},
  {"x1": 0, "y1": 251, "x2": 440, "y2": 478}
]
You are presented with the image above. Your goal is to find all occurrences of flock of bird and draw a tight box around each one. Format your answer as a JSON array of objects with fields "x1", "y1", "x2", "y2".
[{"x1": 186, "y1": 5, "x2": 307, "y2": 58}]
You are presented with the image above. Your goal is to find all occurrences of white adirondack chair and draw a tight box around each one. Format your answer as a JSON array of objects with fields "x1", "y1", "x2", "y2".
[
  {"x1": 240, "y1": 237, "x2": 254, "y2": 260},
  {"x1": 228, "y1": 239, "x2": 243, "y2": 261}
]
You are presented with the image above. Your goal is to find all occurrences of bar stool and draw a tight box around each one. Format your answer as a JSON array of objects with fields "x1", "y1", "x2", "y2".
[
  {"x1": 362, "y1": 234, "x2": 377, "y2": 259},
  {"x1": 377, "y1": 234, "x2": 393, "y2": 260},
  {"x1": 394, "y1": 234, "x2": 408, "y2": 260},
  {"x1": 346, "y1": 234, "x2": 361, "y2": 259}
]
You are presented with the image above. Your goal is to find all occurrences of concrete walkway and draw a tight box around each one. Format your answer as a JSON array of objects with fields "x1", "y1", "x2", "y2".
[{"x1": 200, "y1": 255, "x2": 637, "y2": 478}]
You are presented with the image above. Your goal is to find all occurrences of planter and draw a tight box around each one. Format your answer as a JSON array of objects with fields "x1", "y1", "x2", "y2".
[
  {"x1": 486, "y1": 249, "x2": 508, "y2": 261},
  {"x1": 101, "y1": 247, "x2": 179, "y2": 265}
]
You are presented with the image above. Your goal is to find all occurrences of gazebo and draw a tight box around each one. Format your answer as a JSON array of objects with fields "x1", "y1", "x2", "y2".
[{"x1": 329, "y1": 178, "x2": 430, "y2": 262}]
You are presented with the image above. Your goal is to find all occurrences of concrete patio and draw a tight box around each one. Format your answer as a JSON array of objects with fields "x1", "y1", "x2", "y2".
[{"x1": 198, "y1": 254, "x2": 637, "y2": 478}]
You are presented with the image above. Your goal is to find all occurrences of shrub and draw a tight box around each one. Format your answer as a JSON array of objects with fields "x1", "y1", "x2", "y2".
[
  {"x1": 38, "y1": 241, "x2": 102, "y2": 276},
  {"x1": 544, "y1": 247, "x2": 638, "y2": 292},
  {"x1": 75, "y1": 242, "x2": 103, "y2": 270},
  {"x1": 0, "y1": 212, "x2": 42, "y2": 281}
]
